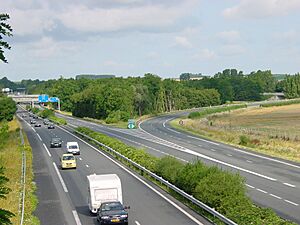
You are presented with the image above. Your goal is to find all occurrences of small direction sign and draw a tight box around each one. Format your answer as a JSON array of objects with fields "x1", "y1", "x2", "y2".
[{"x1": 128, "y1": 119, "x2": 136, "y2": 129}]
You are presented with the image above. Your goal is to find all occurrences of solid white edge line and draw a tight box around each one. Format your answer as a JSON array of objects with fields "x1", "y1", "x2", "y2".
[
  {"x1": 43, "y1": 143, "x2": 52, "y2": 157},
  {"x1": 72, "y1": 210, "x2": 82, "y2": 225},
  {"x1": 53, "y1": 162, "x2": 68, "y2": 193},
  {"x1": 58, "y1": 126, "x2": 205, "y2": 225},
  {"x1": 135, "y1": 221, "x2": 141, "y2": 225},
  {"x1": 138, "y1": 122, "x2": 277, "y2": 182},
  {"x1": 283, "y1": 182, "x2": 296, "y2": 188},
  {"x1": 142, "y1": 115, "x2": 300, "y2": 170},
  {"x1": 269, "y1": 194, "x2": 282, "y2": 200},
  {"x1": 36, "y1": 133, "x2": 42, "y2": 141},
  {"x1": 233, "y1": 148, "x2": 300, "y2": 169},
  {"x1": 284, "y1": 199, "x2": 299, "y2": 206}
]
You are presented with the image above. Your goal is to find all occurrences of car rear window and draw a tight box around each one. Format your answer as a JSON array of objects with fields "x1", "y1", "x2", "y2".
[
  {"x1": 63, "y1": 155, "x2": 75, "y2": 160},
  {"x1": 68, "y1": 145, "x2": 78, "y2": 149}
]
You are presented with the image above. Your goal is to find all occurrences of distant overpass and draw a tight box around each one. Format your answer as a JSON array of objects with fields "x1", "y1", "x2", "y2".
[
  {"x1": 262, "y1": 92, "x2": 285, "y2": 100},
  {"x1": 8, "y1": 94, "x2": 39, "y2": 105}
]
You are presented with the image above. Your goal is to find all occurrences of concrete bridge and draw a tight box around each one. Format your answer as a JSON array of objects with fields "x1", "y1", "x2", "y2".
[{"x1": 8, "y1": 94, "x2": 39, "y2": 106}]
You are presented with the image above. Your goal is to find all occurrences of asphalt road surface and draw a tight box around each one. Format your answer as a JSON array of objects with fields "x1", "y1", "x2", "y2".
[
  {"x1": 17, "y1": 108, "x2": 211, "y2": 225},
  {"x1": 55, "y1": 112, "x2": 300, "y2": 224}
]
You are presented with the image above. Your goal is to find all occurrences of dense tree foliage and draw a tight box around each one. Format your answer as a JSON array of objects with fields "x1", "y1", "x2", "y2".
[
  {"x1": 0, "y1": 97, "x2": 16, "y2": 121},
  {"x1": 0, "y1": 14, "x2": 12, "y2": 63},
  {"x1": 283, "y1": 73, "x2": 300, "y2": 98},
  {"x1": 184, "y1": 69, "x2": 276, "y2": 103}
]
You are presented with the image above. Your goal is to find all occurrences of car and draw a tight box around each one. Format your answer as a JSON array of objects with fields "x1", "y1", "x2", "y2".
[
  {"x1": 22, "y1": 114, "x2": 26, "y2": 118},
  {"x1": 29, "y1": 114, "x2": 33, "y2": 117},
  {"x1": 43, "y1": 120, "x2": 49, "y2": 125},
  {"x1": 34, "y1": 123, "x2": 41, "y2": 127},
  {"x1": 50, "y1": 137, "x2": 62, "y2": 148},
  {"x1": 48, "y1": 124, "x2": 55, "y2": 129},
  {"x1": 33, "y1": 115, "x2": 38, "y2": 119},
  {"x1": 96, "y1": 201, "x2": 129, "y2": 225},
  {"x1": 66, "y1": 142, "x2": 80, "y2": 155},
  {"x1": 61, "y1": 153, "x2": 76, "y2": 169},
  {"x1": 30, "y1": 120, "x2": 36, "y2": 124}
]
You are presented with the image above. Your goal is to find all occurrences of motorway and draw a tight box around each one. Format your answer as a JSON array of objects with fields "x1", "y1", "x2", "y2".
[
  {"x1": 17, "y1": 108, "x2": 211, "y2": 225},
  {"x1": 56, "y1": 112, "x2": 300, "y2": 224}
]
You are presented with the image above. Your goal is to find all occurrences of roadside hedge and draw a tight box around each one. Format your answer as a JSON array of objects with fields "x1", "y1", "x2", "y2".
[
  {"x1": 188, "y1": 104, "x2": 247, "y2": 119},
  {"x1": 48, "y1": 115, "x2": 67, "y2": 125},
  {"x1": 260, "y1": 99, "x2": 300, "y2": 107},
  {"x1": 76, "y1": 126, "x2": 296, "y2": 225}
]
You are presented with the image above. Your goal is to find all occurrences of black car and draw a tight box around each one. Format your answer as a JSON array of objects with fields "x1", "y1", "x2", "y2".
[
  {"x1": 50, "y1": 137, "x2": 62, "y2": 148},
  {"x1": 33, "y1": 115, "x2": 38, "y2": 119},
  {"x1": 48, "y1": 124, "x2": 55, "y2": 129},
  {"x1": 96, "y1": 201, "x2": 128, "y2": 225},
  {"x1": 34, "y1": 123, "x2": 41, "y2": 127}
]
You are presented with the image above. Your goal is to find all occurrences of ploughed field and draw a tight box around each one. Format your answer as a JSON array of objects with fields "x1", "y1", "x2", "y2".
[{"x1": 177, "y1": 104, "x2": 300, "y2": 162}]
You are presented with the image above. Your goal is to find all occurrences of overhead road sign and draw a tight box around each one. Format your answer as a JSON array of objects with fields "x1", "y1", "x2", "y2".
[
  {"x1": 38, "y1": 94, "x2": 49, "y2": 103},
  {"x1": 49, "y1": 97, "x2": 59, "y2": 103}
]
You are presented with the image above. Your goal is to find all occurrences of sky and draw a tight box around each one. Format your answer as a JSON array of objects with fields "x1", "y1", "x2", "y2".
[{"x1": 1, "y1": 0, "x2": 300, "y2": 81}]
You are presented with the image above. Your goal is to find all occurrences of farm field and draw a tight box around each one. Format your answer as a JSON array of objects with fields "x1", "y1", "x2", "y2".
[{"x1": 172, "y1": 104, "x2": 300, "y2": 162}]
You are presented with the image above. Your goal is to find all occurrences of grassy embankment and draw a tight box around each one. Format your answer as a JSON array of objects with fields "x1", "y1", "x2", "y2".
[
  {"x1": 0, "y1": 118, "x2": 39, "y2": 224},
  {"x1": 171, "y1": 103, "x2": 300, "y2": 162}
]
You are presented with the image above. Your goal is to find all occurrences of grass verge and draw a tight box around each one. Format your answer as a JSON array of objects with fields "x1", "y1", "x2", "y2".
[
  {"x1": 0, "y1": 118, "x2": 39, "y2": 225},
  {"x1": 171, "y1": 104, "x2": 300, "y2": 163}
]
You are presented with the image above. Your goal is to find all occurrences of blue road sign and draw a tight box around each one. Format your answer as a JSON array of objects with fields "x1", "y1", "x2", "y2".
[
  {"x1": 38, "y1": 94, "x2": 49, "y2": 103},
  {"x1": 49, "y1": 97, "x2": 59, "y2": 103}
]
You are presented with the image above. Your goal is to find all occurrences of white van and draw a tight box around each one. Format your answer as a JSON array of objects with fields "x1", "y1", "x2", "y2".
[
  {"x1": 87, "y1": 174, "x2": 122, "y2": 214},
  {"x1": 66, "y1": 142, "x2": 80, "y2": 155}
]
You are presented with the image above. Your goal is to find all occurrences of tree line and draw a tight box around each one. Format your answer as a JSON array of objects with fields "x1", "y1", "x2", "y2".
[{"x1": 2, "y1": 69, "x2": 297, "y2": 122}]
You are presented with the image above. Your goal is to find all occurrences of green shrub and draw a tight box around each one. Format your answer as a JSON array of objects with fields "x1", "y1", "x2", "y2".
[
  {"x1": 31, "y1": 107, "x2": 40, "y2": 114},
  {"x1": 38, "y1": 109, "x2": 54, "y2": 118},
  {"x1": 154, "y1": 156, "x2": 184, "y2": 184},
  {"x1": 0, "y1": 97, "x2": 17, "y2": 121},
  {"x1": 175, "y1": 161, "x2": 216, "y2": 194},
  {"x1": 239, "y1": 135, "x2": 250, "y2": 146}
]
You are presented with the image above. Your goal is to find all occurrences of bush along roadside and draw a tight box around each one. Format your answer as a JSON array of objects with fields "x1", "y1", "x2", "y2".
[
  {"x1": 260, "y1": 99, "x2": 300, "y2": 107},
  {"x1": 188, "y1": 104, "x2": 247, "y2": 119},
  {"x1": 75, "y1": 126, "x2": 295, "y2": 225}
]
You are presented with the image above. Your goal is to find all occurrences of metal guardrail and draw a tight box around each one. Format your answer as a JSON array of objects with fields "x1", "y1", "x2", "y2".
[
  {"x1": 19, "y1": 129, "x2": 26, "y2": 225},
  {"x1": 71, "y1": 127, "x2": 238, "y2": 225}
]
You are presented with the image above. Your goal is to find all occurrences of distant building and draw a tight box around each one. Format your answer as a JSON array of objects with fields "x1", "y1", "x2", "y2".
[
  {"x1": 179, "y1": 73, "x2": 206, "y2": 81},
  {"x1": 76, "y1": 74, "x2": 116, "y2": 80}
]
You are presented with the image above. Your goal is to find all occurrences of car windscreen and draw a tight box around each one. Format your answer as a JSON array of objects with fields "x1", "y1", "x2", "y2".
[
  {"x1": 101, "y1": 202, "x2": 123, "y2": 211},
  {"x1": 62, "y1": 155, "x2": 74, "y2": 160}
]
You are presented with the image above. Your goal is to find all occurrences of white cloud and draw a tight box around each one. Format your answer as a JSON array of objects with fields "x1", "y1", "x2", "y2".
[
  {"x1": 102, "y1": 60, "x2": 134, "y2": 68},
  {"x1": 58, "y1": 1, "x2": 198, "y2": 33},
  {"x1": 174, "y1": 36, "x2": 192, "y2": 48},
  {"x1": 194, "y1": 49, "x2": 217, "y2": 60},
  {"x1": 220, "y1": 44, "x2": 245, "y2": 56},
  {"x1": 146, "y1": 51, "x2": 159, "y2": 59},
  {"x1": 217, "y1": 30, "x2": 241, "y2": 43},
  {"x1": 223, "y1": 0, "x2": 300, "y2": 19},
  {"x1": 30, "y1": 37, "x2": 77, "y2": 58}
]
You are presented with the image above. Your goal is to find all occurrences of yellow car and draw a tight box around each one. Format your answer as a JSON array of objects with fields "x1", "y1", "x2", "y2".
[{"x1": 61, "y1": 153, "x2": 76, "y2": 169}]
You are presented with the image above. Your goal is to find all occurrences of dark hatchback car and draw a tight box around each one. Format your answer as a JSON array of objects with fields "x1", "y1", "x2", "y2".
[
  {"x1": 97, "y1": 201, "x2": 128, "y2": 225},
  {"x1": 48, "y1": 124, "x2": 55, "y2": 129},
  {"x1": 34, "y1": 123, "x2": 41, "y2": 127},
  {"x1": 50, "y1": 137, "x2": 62, "y2": 148}
]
